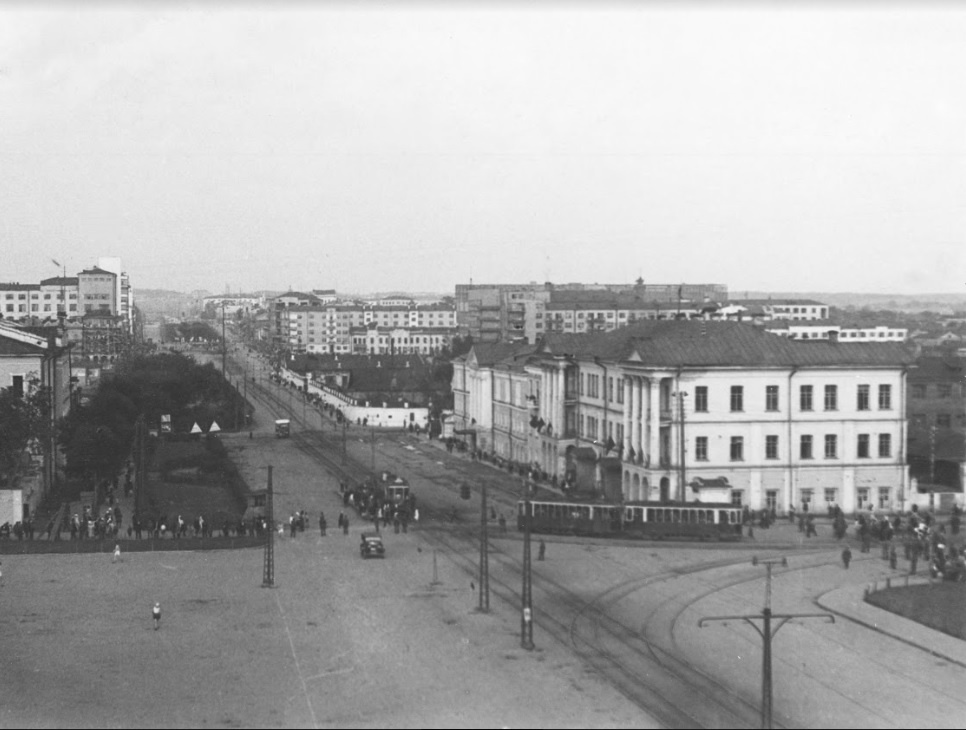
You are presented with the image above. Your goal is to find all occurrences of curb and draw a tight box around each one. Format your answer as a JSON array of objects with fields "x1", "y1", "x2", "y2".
[{"x1": 814, "y1": 586, "x2": 966, "y2": 670}]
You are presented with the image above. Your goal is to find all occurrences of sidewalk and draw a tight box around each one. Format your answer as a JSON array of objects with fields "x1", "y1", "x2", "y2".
[{"x1": 817, "y1": 577, "x2": 966, "y2": 669}]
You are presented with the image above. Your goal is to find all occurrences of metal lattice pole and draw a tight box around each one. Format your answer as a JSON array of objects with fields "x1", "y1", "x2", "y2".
[
  {"x1": 479, "y1": 482, "x2": 490, "y2": 612},
  {"x1": 521, "y1": 480, "x2": 534, "y2": 650},
  {"x1": 263, "y1": 465, "x2": 275, "y2": 588}
]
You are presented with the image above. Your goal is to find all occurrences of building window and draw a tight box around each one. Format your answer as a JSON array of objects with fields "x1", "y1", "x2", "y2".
[
  {"x1": 824, "y1": 385, "x2": 837, "y2": 411},
  {"x1": 878, "y1": 487, "x2": 890, "y2": 508},
  {"x1": 857, "y1": 434, "x2": 870, "y2": 458},
  {"x1": 800, "y1": 385, "x2": 813, "y2": 411},
  {"x1": 938, "y1": 383, "x2": 953, "y2": 398},
  {"x1": 695, "y1": 386, "x2": 708, "y2": 412},
  {"x1": 800, "y1": 489, "x2": 813, "y2": 508},
  {"x1": 765, "y1": 435, "x2": 779, "y2": 460},
  {"x1": 800, "y1": 435, "x2": 813, "y2": 459},
  {"x1": 857, "y1": 487, "x2": 869, "y2": 508},
  {"x1": 878, "y1": 384, "x2": 892, "y2": 410},
  {"x1": 765, "y1": 490, "x2": 777, "y2": 511},
  {"x1": 912, "y1": 383, "x2": 927, "y2": 398},
  {"x1": 695, "y1": 436, "x2": 708, "y2": 461},
  {"x1": 878, "y1": 433, "x2": 891, "y2": 458},
  {"x1": 824, "y1": 488, "x2": 837, "y2": 505},
  {"x1": 937, "y1": 413, "x2": 952, "y2": 428},
  {"x1": 730, "y1": 386, "x2": 743, "y2": 412},
  {"x1": 824, "y1": 434, "x2": 837, "y2": 459},
  {"x1": 730, "y1": 490, "x2": 743, "y2": 506},
  {"x1": 765, "y1": 385, "x2": 779, "y2": 412},
  {"x1": 857, "y1": 384, "x2": 870, "y2": 411},
  {"x1": 730, "y1": 436, "x2": 744, "y2": 461}
]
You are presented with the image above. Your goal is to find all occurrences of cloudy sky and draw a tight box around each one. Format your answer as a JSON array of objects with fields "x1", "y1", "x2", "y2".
[{"x1": 2, "y1": 2, "x2": 965, "y2": 296}]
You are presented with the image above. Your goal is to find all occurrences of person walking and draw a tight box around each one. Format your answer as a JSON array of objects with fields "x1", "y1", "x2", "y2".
[
  {"x1": 319, "y1": 512, "x2": 327, "y2": 537},
  {"x1": 538, "y1": 539, "x2": 546, "y2": 561},
  {"x1": 342, "y1": 514, "x2": 349, "y2": 536},
  {"x1": 841, "y1": 545, "x2": 852, "y2": 569},
  {"x1": 152, "y1": 602, "x2": 161, "y2": 631},
  {"x1": 112, "y1": 543, "x2": 121, "y2": 564}
]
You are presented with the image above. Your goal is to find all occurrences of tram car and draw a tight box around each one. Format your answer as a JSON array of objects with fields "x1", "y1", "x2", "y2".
[{"x1": 517, "y1": 498, "x2": 743, "y2": 541}]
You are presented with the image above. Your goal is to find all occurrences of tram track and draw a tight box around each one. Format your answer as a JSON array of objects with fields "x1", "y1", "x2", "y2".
[{"x1": 224, "y1": 350, "x2": 809, "y2": 727}]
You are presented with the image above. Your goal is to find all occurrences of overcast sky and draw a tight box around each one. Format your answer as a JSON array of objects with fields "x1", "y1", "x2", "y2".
[{"x1": 2, "y1": 2, "x2": 965, "y2": 296}]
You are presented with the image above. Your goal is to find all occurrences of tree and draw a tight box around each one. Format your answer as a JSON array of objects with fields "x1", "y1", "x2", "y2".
[{"x1": 0, "y1": 384, "x2": 50, "y2": 484}]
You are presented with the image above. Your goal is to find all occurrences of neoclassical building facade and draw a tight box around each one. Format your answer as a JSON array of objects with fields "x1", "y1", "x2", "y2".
[{"x1": 453, "y1": 320, "x2": 915, "y2": 513}]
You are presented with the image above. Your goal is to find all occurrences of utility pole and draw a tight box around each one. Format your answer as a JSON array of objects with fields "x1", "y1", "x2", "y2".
[
  {"x1": 521, "y1": 479, "x2": 534, "y2": 650},
  {"x1": 675, "y1": 389, "x2": 688, "y2": 501},
  {"x1": 698, "y1": 557, "x2": 833, "y2": 729},
  {"x1": 342, "y1": 420, "x2": 347, "y2": 465},
  {"x1": 262, "y1": 466, "x2": 275, "y2": 588},
  {"x1": 370, "y1": 427, "x2": 376, "y2": 476},
  {"x1": 478, "y1": 482, "x2": 490, "y2": 612},
  {"x1": 221, "y1": 303, "x2": 227, "y2": 375}
]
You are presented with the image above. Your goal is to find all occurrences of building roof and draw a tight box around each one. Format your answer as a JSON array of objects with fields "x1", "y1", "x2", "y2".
[
  {"x1": 0, "y1": 282, "x2": 39, "y2": 291},
  {"x1": 78, "y1": 267, "x2": 115, "y2": 276},
  {"x1": 0, "y1": 323, "x2": 48, "y2": 354},
  {"x1": 537, "y1": 320, "x2": 915, "y2": 369},
  {"x1": 40, "y1": 277, "x2": 78, "y2": 286}
]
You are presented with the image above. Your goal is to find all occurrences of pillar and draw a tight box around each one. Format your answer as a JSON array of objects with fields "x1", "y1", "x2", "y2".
[{"x1": 622, "y1": 376, "x2": 632, "y2": 458}]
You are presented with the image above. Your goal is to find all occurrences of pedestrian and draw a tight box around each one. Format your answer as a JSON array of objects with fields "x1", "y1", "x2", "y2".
[
  {"x1": 152, "y1": 602, "x2": 161, "y2": 631},
  {"x1": 112, "y1": 543, "x2": 121, "y2": 563},
  {"x1": 841, "y1": 545, "x2": 852, "y2": 569},
  {"x1": 319, "y1": 512, "x2": 326, "y2": 537},
  {"x1": 538, "y1": 539, "x2": 546, "y2": 561},
  {"x1": 806, "y1": 515, "x2": 817, "y2": 538},
  {"x1": 342, "y1": 514, "x2": 349, "y2": 536},
  {"x1": 499, "y1": 514, "x2": 507, "y2": 534},
  {"x1": 889, "y1": 544, "x2": 898, "y2": 570}
]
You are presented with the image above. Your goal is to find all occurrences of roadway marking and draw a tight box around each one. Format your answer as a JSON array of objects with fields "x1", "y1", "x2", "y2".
[{"x1": 274, "y1": 590, "x2": 319, "y2": 729}]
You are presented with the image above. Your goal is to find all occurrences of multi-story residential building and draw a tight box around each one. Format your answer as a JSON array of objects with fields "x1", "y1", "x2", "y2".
[
  {"x1": 907, "y1": 354, "x2": 966, "y2": 493},
  {"x1": 349, "y1": 325, "x2": 456, "y2": 355},
  {"x1": 78, "y1": 266, "x2": 118, "y2": 315},
  {"x1": 273, "y1": 299, "x2": 458, "y2": 354},
  {"x1": 39, "y1": 277, "x2": 80, "y2": 318},
  {"x1": 454, "y1": 320, "x2": 913, "y2": 513},
  {"x1": 730, "y1": 299, "x2": 830, "y2": 320},
  {"x1": 764, "y1": 320, "x2": 908, "y2": 342},
  {"x1": 456, "y1": 280, "x2": 726, "y2": 344}
]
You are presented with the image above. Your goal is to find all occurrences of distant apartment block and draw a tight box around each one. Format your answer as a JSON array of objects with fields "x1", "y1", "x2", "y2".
[
  {"x1": 729, "y1": 299, "x2": 829, "y2": 320},
  {"x1": 764, "y1": 320, "x2": 909, "y2": 342},
  {"x1": 269, "y1": 291, "x2": 457, "y2": 355},
  {"x1": 456, "y1": 280, "x2": 727, "y2": 344}
]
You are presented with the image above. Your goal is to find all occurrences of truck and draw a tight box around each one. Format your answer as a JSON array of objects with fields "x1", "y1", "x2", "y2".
[{"x1": 274, "y1": 419, "x2": 290, "y2": 438}]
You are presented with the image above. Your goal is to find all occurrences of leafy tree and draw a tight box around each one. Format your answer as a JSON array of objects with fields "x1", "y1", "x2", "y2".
[{"x1": 0, "y1": 384, "x2": 51, "y2": 484}]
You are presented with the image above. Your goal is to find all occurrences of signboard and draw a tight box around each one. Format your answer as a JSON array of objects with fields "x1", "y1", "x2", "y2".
[
  {"x1": 190, "y1": 422, "x2": 202, "y2": 434},
  {"x1": 160, "y1": 414, "x2": 171, "y2": 433},
  {"x1": 209, "y1": 421, "x2": 221, "y2": 433}
]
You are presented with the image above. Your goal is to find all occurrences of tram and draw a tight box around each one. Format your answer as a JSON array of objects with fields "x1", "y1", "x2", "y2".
[{"x1": 517, "y1": 498, "x2": 743, "y2": 541}]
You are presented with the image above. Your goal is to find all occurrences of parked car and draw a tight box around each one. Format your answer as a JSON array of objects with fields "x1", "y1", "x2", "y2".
[{"x1": 360, "y1": 532, "x2": 385, "y2": 559}]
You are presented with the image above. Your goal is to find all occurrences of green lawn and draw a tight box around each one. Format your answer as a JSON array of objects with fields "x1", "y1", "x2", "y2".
[{"x1": 867, "y1": 582, "x2": 966, "y2": 640}]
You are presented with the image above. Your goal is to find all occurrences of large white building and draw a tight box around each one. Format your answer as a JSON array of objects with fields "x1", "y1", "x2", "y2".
[{"x1": 453, "y1": 320, "x2": 914, "y2": 513}]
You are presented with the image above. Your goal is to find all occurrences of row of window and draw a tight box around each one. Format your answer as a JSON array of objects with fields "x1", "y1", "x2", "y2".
[
  {"x1": 697, "y1": 433, "x2": 892, "y2": 462},
  {"x1": 735, "y1": 486, "x2": 889, "y2": 509},
  {"x1": 911, "y1": 383, "x2": 958, "y2": 398},
  {"x1": 4, "y1": 304, "x2": 78, "y2": 313},
  {"x1": 703, "y1": 383, "x2": 891, "y2": 413}
]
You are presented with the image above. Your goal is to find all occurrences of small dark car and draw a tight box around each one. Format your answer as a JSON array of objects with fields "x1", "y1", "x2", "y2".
[{"x1": 360, "y1": 532, "x2": 385, "y2": 559}]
